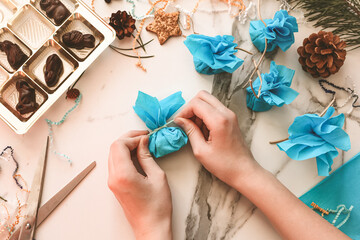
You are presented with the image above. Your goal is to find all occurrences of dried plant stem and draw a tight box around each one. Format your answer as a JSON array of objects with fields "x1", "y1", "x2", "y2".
[
  {"x1": 320, "y1": 97, "x2": 336, "y2": 117},
  {"x1": 110, "y1": 39, "x2": 154, "y2": 51},
  {"x1": 269, "y1": 137, "x2": 289, "y2": 144},
  {"x1": 249, "y1": 59, "x2": 263, "y2": 98},
  {"x1": 110, "y1": 46, "x2": 155, "y2": 58},
  {"x1": 243, "y1": 0, "x2": 268, "y2": 97},
  {"x1": 235, "y1": 47, "x2": 253, "y2": 55},
  {"x1": 0, "y1": 196, "x2": 7, "y2": 202}
]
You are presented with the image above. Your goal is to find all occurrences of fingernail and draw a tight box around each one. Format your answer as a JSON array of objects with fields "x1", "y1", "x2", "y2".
[
  {"x1": 142, "y1": 135, "x2": 149, "y2": 145},
  {"x1": 174, "y1": 117, "x2": 183, "y2": 126}
]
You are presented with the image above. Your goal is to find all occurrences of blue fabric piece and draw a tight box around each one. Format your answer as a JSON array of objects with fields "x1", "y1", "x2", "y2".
[
  {"x1": 249, "y1": 10, "x2": 298, "y2": 52},
  {"x1": 277, "y1": 107, "x2": 351, "y2": 176},
  {"x1": 246, "y1": 61, "x2": 298, "y2": 112},
  {"x1": 133, "y1": 91, "x2": 188, "y2": 158},
  {"x1": 300, "y1": 152, "x2": 360, "y2": 239},
  {"x1": 183, "y1": 34, "x2": 244, "y2": 75}
]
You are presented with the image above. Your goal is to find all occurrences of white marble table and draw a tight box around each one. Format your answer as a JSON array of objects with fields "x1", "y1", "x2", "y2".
[{"x1": 1, "y1": 0, "x2": 360, "y2": 239}]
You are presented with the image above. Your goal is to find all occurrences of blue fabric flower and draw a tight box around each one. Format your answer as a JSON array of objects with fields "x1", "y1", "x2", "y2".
[
  {"x1": 133, "y1": 91, "x2": 188, "y2": 158},
  {"x1": 184, "y1": 34, "x2": 244, "y2": 75},
  {"x1": 277, "y1": 107, "x2": 351, "y2": 176},
  {"x1": 246, "y1": 61, "x2": 298, "y2": 112},
  {"x1": 249, "y1": 10, "x2": 298, "y2": 52}
]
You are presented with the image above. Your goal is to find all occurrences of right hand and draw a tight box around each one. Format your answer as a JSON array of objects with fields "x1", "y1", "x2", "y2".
[{"x1": 174, "y1": 91, "x2": 259, "y2": 186}]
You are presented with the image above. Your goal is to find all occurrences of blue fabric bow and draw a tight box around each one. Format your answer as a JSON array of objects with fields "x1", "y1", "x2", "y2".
[
  {"x1": 300, "y1": 152, "x2": 360, "y2": 238},
  {"x1": 184, "y1": 34, "x2": 244, "y2": 75},
  {"x1": 249, "y1": 10, "x2": 298, "y2": 52},
  {"x1": 246, "y1": 61, "x2": 298, "y2": 112},
  {"x1": 133, "y1": 91, "x2": 188, "y2": 158},
  {"x1": 277, "y1": 107, "x2": 351, "y2": 176}
]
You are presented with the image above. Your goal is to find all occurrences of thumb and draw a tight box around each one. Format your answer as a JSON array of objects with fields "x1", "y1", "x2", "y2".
[
  {"x1": 137, "y1": 136, "x2": 162, "y2": 176},
  {"x1": 174, "y1": 117, "x2": 207, "y2": 151}
]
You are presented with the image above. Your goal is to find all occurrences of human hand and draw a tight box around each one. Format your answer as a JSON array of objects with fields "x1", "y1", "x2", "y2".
[
  {"x1": 108, "y1": 130, "x2": 173, "y2": 240},
  {"x1": 174, "y1": 91, "x2": 259, "y2": 187}
]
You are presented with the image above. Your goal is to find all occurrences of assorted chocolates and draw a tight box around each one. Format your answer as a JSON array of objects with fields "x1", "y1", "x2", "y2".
[
  {"x1": 15, "y1": 80, "x2": 38, "y2": 115},
  {"x1": 0, "y1": 41, "x2": 28, "y2": 70},
  {"x1": 44, "y1": 54, "x2": 63, "y2": 87},
  {"x1": 62, "y1": 30, "x2": 95, "y2": 50},
  {"x1": 40, "y1": 0, "x2": 71, "y2": 25},
  {"x1": 0, "y1": 0, "x2": 114, "y2": 133}
]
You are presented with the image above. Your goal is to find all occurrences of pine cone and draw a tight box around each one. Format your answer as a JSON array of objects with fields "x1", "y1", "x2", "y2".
[
  {"x1": 109, "y1": 11, "x2": 136, "y2": 40},
  {"x1": 297, "y1": 31, "x2": 346, "y2": 78}
]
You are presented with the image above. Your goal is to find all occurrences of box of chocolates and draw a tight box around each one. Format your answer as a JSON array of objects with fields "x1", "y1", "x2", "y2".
[{"x1": 0, "y1": 0, "x2": 115, "y2": 133}]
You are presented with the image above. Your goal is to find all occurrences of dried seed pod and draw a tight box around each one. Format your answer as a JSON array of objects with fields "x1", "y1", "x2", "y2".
[
  {"x1": 298, "y1": 31, "x2": 346, "y2": 78},
  {"x1": 109, "y1": 11, "x2": 136, "y2": 40},
  {"x1": 66, "y1": 88, "x2": 80, "y2": 99}
]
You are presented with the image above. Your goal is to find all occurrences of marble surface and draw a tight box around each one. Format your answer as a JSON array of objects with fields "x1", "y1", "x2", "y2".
[{"x1": 1, "y1": 0, "x2": 360, "y2": 239}]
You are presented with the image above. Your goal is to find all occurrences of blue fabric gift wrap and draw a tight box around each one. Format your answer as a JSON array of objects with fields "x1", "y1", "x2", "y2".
[
  {"x1": 133, "y1": 91, "x2": 188, "y2": 158},
  {"x1": 246, "y1": 61, "x2": 298, "y2": 112},
  {"x1": 277, "y1": 107, "x2": 351, "y2": 176},
  {"x1": 300, "y1": 152, "x2": 360, "y2": 239},
  {"x1": 249, "y1": 10, "x2": 298, "y2": 52},
  {"x1": 184, "y1": 34, "x2": 244, "y2": 75}
]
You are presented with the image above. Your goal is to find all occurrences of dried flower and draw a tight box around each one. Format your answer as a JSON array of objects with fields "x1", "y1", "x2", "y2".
[
  {"x1": 109, "y1": 11, "x2": 136, "y2": 40},
  {"x1": 66, "y1": 88, "x2": 80, "y2": 99}
]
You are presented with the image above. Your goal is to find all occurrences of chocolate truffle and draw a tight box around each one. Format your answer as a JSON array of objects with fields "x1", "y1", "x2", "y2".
[
  {"x1": 62, "y1": 30, "x2": 95, "y2": 50},
  {"x1": 16, "y1": 80, "x2": 38, "y2": 115},
  {"x1": 0, "y1": 41, "x2": 27, "y2": 70},
  {"x1": 40, "y1": 0, "x2": 70, "y2": 25},
  {"x1": 44, "y1": 54, "x2": 63, "y2": 87}
]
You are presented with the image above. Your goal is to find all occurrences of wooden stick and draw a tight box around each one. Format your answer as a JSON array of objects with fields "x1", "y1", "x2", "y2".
[
  {"x1": 269, "y1": 137, "x2": 289, "y2": 145},
  {"x1": 243, "y1": 0, "x2": 268, "y2": 91},
  {"x1": 320, "y1": 97, "x2": 336, "y2": 117},
  {"x1": 235, "y1": 47, "x2": 253, "y2": 55}
]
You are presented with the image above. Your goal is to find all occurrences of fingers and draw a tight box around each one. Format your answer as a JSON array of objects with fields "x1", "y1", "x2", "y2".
[
  {"x1": 174, "y1": 117, "x2": 208, "y2": 152},
  {"x1": 123, "y1": 130, "x2": 149, "y2": 138},
  {"x1": 137, "y1": 136, "x2": 163, "y2": 176},
  {"x1": 176, "y1": 98, "x2": 218, "y2": 130},
  {"x1": 109, "y1": 131, "x2": 147, "y2": 177},
  {"x1": 196, "y1": 90, "x2": 228, "y2": 110}
]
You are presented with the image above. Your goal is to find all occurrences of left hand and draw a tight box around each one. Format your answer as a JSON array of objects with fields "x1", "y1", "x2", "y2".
[{"x1": 108, "y1": 130, "x2": 173, "y2": 240}]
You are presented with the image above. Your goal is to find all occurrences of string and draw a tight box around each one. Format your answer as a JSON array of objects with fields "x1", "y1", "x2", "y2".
[
  {"x1": 148, "y1": 119, "x2": 174, "y2": 136},
  {"x1": 0, "y1": 202, "x2": 10, "y2": 236},
  {"x1": 126, "y1": 0, "x2": 156, "y2": 20},
  {"x1": 330, "y1": 205, "x2": 353, "y2": 229},
  {"x1": 279, "y1": 0, "x2": 291, "y2": 11},
  {"x1": 0, "y1": 176, "x2": 29, "y2": 239},
  {"x1": 242, "y1": 0, "x2": 267, "y2": 99},
  {"x1": 45, "y1": 94, "x2": 82, "y2": 165},
  {"x1": 0, "y1": 147, "x2": 23, "y2": 189},
  {"x1": 132, "y1": 0, "x2": 171, "y2": 71},
  {"x1": 174, "y1": 0, "x2": 203, "y2": 30},
  {"x1": 319, "y1": 78, "x2": 360, "y2": 110},
  {"x1": 311, "y1": 202, "x2": 353, "y2": 229}
]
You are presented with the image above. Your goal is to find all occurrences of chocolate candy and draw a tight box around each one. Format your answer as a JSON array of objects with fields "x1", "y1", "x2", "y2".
[
  {"x1": 40, "y1": 0, "x2": 70, "y2": 25},
  {"x1": 62, "y1": 30, "x2": 95, "y2": 50},
  {"x1": 0, "y1": 41, "x2": 27, "y2": 70},
  {"x1": 16, "y1": 80, "x2": 38, "y2": 115},
  {"x1": 44, "y1": 54, "x2": 63, "y2": 87}
]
